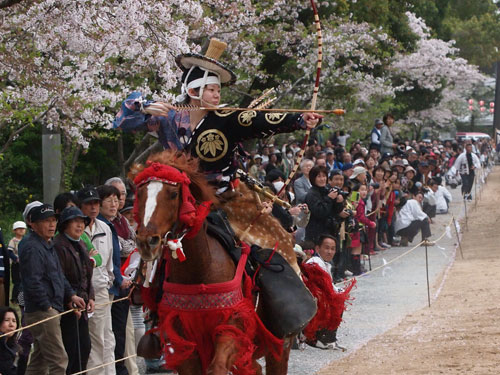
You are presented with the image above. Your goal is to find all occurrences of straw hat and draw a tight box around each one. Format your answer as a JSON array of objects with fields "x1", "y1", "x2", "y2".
[{"x1": 176, "y1": 38, "x2": 236, "y2": 85}]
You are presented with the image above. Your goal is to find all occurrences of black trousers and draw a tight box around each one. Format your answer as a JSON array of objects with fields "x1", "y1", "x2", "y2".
[
  {"x1": 10, "y1": 262, "x2": 21, "y2": 303},
  {"x1": 60, "y1": 313, "x2": 91, "y2": 374},
  {"x1": 461, "y1": 171, "x2": 475, "y2": 196},
  {"x1": 396, "y1": 219, "x2": 431, "y2": 242},
  {"x1": 111, "y1": 296, "x2": 130, "y2": 375}
]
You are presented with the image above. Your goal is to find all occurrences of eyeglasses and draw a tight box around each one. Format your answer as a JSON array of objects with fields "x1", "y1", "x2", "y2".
[{"x1": 102, "y1": 198, "x2": 119, "y2": 205}]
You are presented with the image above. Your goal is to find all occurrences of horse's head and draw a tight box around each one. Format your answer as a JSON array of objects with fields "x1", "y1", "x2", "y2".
[
  {"x1": 134, "y1": 177, "x2": 181, "y2": 261},
  {"x1": 130, "y1": 151, "x2": 217, "y2": 261}
]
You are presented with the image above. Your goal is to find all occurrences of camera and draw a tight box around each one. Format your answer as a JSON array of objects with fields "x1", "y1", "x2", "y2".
[
  {"x1": 370, "y1": 182, "x2": 380, "y2": 189},
  {"x1": 329, "y1": 186, "x2": 349, "y2": 198}
]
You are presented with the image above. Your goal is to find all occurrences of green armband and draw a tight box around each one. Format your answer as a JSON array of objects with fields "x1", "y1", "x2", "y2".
[
  {"x1": 91, "y1": 253, "x2": 102, "y2": 268},
  {"x1": 80, "y1": 232, "x2": 95, "y2": 252}
]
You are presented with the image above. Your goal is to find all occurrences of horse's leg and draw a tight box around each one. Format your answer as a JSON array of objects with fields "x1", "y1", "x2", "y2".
[
  {"x1": 176, "y1": 351, "x2": 203, "y2": 375},
  {"x1": 265, "y1": 337, "x2": 293, "y2": 375},
  {"x1": 207, "y1": 332, "x2": 239, "y2": 375}
]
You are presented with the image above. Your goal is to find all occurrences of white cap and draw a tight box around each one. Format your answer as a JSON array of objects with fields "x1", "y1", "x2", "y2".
[
  {"x1": 13, "y1": 221, "x2": 27, "y2": 230},
  {"x1": 22, "y1": 201, "x2": 43, "y2": 222},
  {"x1": 353, "y1": 159, "x2": 365, "y2": 166},
  {"x1": 350, "y1": 166, "x2": 367, "y2": 179},
  {"x1": 273, "y1": 181, "x2": 285, "y2": 193}
]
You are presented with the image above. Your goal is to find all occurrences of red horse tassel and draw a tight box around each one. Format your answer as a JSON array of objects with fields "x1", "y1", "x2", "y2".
[
  {"x1": 300, "y1": 263, "x2": 356, "y2": 341},
  {"x1": 156, "y1": 244, "x2": 283, "y2": 374}
]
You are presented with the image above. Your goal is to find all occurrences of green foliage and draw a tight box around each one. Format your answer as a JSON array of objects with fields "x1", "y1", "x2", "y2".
[
  {"x1": 0, "y1": 124, "x2": 43, "y2": 216},
  {"x1": 450, "y1": 13, "x2": 500, "y2": 73}
]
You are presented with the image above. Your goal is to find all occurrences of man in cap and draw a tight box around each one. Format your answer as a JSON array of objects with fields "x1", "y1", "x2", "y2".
[
  {"x1": 341, "y1": 162, "x2": 354, "y2": 179},
  {"x1": 19, "y1": 204, "x2": 85, "y2": 375},
  {"x1": 7, "y1": 220, "x2": 27, "y2": 304},
  {"x1": 78, "y1": 186, "x2": 117, "y2": 375},
  {"x1": 349, "y1": 166, "x2": 367, "y2": 184}
]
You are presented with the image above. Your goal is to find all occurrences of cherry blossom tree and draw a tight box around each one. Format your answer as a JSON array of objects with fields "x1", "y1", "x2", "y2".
[{"x1": 390, "y1": 12, "x2": 487, "y2": 138}]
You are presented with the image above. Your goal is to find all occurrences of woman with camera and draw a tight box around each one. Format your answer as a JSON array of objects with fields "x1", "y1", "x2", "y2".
[{"x1": 305, "y1": 166, "x2": 344, "y2": 243}]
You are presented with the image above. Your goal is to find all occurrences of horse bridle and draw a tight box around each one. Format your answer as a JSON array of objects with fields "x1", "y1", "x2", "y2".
[{"x1": 136, "y1": 178, "x2": 190, "y2": 262}]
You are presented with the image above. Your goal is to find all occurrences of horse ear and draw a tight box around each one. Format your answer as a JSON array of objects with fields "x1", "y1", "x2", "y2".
[{"x1": 128, "y1": 163, "x2": 145, "y2": 181}]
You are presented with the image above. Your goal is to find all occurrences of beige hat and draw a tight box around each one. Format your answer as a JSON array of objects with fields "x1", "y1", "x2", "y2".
[
  {"x1": 404, "y1": 166, "x2": 416, "y2": 174},
  {"x1": 13, "y1": 221, "x2": 27, "y2": 230},
  {"x1": 176, "y1": 38, "x2": 236, "y2": 85},
  {"x1": 350, "y1": 166, "x2": 367, "y2": 179}
]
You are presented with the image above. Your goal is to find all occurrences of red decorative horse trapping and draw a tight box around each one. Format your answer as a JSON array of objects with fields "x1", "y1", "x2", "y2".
[
  {"x1": 133, "y1": 161, "x2": 212, "y2": 239},
  {"x1": 163, "y1": 288, "x2": 243, "y2": 310},
  {"x1": 157, "y1": 244, "x2": 283, "y2": 374},
  {"x1": 300, "y1": 262, "x2": 356, "y2": 341}
]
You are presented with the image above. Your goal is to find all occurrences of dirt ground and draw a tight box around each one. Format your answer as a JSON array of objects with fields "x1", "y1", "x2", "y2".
[{"x1": 318, "y1": 167, "x2": 500, "y2": 375}]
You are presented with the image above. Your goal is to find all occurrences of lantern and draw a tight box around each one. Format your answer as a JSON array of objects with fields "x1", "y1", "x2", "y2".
[
  {"x1": 468, "y1": 105, "x2": 474, "y2": 111},
  {"x1": 490, "y1": 108, "x2": 495, "y2": 114},
  {"x1": 479, "y1": 100, "x2": 485, "y2": 106},
  {"x1": 480, "y1": 106, "x2": 486, "y2": 112},
  {"x1": 490, "y1": 102, "x2": 495, "y2": 108},
  {"x1": 468, "y1": 99, "x2": 474, "y2": 105}
]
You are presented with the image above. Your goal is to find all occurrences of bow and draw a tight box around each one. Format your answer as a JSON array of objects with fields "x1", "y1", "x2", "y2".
[{"x1": 277, "y1": 0, "x2": 323, "y2": 197}]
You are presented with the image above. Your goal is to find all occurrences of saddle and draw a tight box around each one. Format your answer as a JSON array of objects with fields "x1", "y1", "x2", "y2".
[{"x1": 207, "y1": 209, "x2": 317, "y2": 338}]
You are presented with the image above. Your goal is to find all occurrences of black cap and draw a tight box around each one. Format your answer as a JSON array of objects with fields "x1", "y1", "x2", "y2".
[
  {"x1": 120, "y1": 198, "x2": 134, "y2": 214},
  {"x1": 77, "y1": 186, "x2": 101, "y2": 204},
  {"x1": 30, "y1": 204, "x2": 56, "y2": 223},
  {"x1": 58, "y1": 206, "x2": 91, "y2": 228}
]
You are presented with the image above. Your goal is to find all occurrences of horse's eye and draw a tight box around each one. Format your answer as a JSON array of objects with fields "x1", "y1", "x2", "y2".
[{"x1": 170, "y1": 192, "x2": 178, "y2": 199}]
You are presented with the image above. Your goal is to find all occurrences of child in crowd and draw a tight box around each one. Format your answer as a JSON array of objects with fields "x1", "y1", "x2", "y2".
[
  {"x1": 350, "y1": 184, "x2": 376, "y2": 275},
  {"x1": 7, "y1": 221, "x2": 26, "y2": 304}
]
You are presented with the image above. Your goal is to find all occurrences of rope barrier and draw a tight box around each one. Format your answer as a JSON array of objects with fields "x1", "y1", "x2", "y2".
[
  {"x1": 335, "y1": 215, "x2": 455, "y2": 286},
  {"x1": 70, "y1": 354, "x2": 137, "y2": 375},
  {"x1": 0, "y1": 308, "x2": 75, "y2": 339},
  {"x1": 0, "y1": 288, "x2": 135, "y2": 339}
]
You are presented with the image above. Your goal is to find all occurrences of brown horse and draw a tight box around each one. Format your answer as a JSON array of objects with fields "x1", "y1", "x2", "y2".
[{"x1": 131, "y1": 150, "x2": 296, "y2": 375}]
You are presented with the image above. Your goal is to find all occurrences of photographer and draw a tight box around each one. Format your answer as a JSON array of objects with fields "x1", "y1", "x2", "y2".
[
  {"x1": 305, "y1": 166, "x2": 344, "y2": 243},
  {"x1": 328, "y1": 170, "x2": 353, "y2": 280}
]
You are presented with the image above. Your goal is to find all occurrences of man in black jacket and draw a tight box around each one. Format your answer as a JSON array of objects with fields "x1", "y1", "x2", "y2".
[{"x1": 19, "y1": 204, "x2": 85, "y2": 375}]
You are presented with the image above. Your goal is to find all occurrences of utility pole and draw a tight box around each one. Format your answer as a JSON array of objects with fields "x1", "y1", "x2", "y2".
[
  {"x1": 42, "y1": 125, "x2": 62, "y2": 204},
  {"x1": 494, "y1": 61, "x2": 500, "y2": 145}
]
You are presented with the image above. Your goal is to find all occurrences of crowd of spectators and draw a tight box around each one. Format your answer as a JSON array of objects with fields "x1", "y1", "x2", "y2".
[
  {"x1": 0, "y1": 112, "x2": 495, "y2": 370},
  {"x1": 0, "y1": 179, "x2": 151, "y2": 374},
  {"x1": 243, "y1": 114, "x2": 494, "y2": 280}
]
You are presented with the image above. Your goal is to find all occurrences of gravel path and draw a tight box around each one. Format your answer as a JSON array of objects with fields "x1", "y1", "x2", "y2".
[
  {"x1": 286, "y1": 171, "x2": 479, "y2": 375},
  {"x1": 317, "y1": 166, "x2": 499, "y2": 375}
]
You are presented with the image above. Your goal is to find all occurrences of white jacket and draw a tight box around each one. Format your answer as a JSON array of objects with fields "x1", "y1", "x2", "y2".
[
  {"x1": 452, "y1": 151, "x2": 481, "y2": 175},
  {"x1": 394, "y1": 199, "x2": 428, "y2": 234},
  {"x1": 85, "y1": 218, "x2": 115, "y2": 291},
  {"x1": 433, "y1": 186, "x2": 452, "y2": 213}
]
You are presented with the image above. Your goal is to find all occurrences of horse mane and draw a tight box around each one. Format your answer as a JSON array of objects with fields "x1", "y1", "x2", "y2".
[{"x1": 129, "y1": 150, "x2": 219, "y2": 206}]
